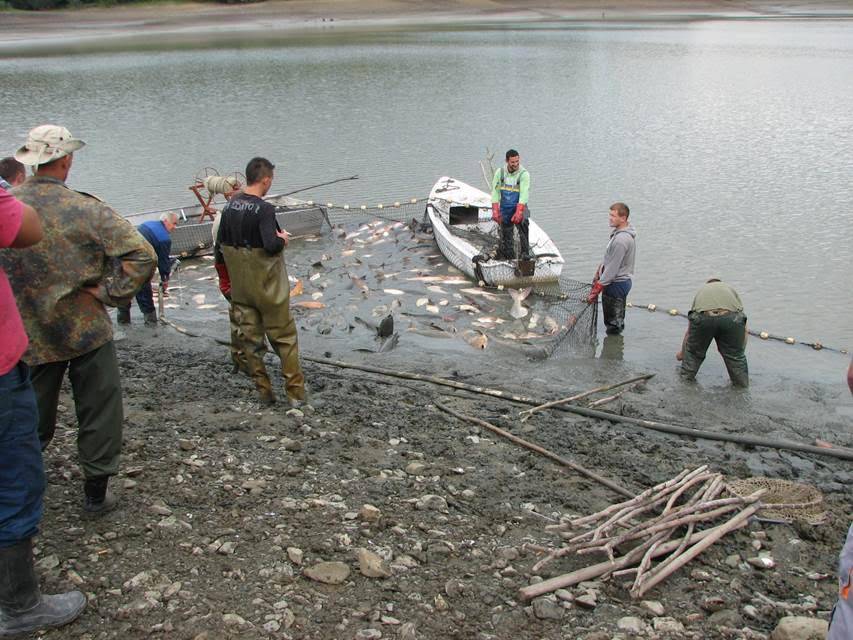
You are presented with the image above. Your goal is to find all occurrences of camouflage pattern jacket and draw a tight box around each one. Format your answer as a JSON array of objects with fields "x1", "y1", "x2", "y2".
[{"x1": 0, "y1": 176, "x2": 155, "y2": 365}]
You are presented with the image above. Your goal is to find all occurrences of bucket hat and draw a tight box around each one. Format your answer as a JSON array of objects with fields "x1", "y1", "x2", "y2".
[{"x1": 15, "y1": 125, "x2": 86, "y2": 166}]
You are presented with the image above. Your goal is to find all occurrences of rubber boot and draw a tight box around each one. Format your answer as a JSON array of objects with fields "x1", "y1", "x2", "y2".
[
  {"x1": 0, "y1": 539, "x2": 86, "y2": 636},
  {"x1": 602, "y1": 294, "x2": 626, "y2": 335},
  {"x1": 116, "y1": 306, "x2": 130, "y2": 325},
  {"x1": 83, "y1": 476, "x2": 117, "y2": 515},
  {"x1": 143, "y1": 311, "x2": 158, "y2": 327},
  {"x1": 256, "y1": 378, "x2": 276, "y2": 406}
]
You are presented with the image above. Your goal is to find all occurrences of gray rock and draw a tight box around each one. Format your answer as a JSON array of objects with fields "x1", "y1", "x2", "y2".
[
  {"x1": 222, "y1": 613, "x2": 246, "y2": 626},
  {"x1": 157, "y1": 516, "x2": 192, "y2": 531},
  {"x1": 769, "y1": 616, "x2": 828, "y2": 640},
  {"x1": 701, "y1": 596, "x2": 727, "y2": 612},
  {"x1": 554, "y1": 589, "x2": 574, "y2": 603},
  {"x1": 359, "y1": 504, "x2": 381, "y2": 522},
  {"x1": 357, "y1": 548, "x2": 391, "y2": 578},
  {"x1": 575, "y1": 593, "x2": 597, "y2": 609},
  {"x1": 35, "y1": 555, "x2": 60, "y2": 571},
  {"x1": 399, "y1": 622, "x2": 417, "y2": 640},
  {"x1": 652, "y1": 617, "x2": 685, "y2": 633},
  {"x1": 725, "y1": 554, "x2": 741, "y2": 567},
  {"x1": 532, "y1": 597, "x2": 563, "y2": 620},
  {"x1": 708, "y1": 608, "x2": 742, "y2": 628},
  {"x1": 617, "y1": 616, "x2": 646, "y2": 634},
  {"x1": 355, "y1": 630, "x2": 382, "y2": 640},
  {"x1": 743, "y1": 604, "x2": 760, "y2": 619},
  {"x1": 405, "y1": 462, "x2": 428, "y2": 475},
  {"x1": 280, "y1": 437, "x2": 302, "y2": 451},
  {"x1": 641, "y1": 600, "x2": 665, "y2": 616},
  {"x1": 415, "y1": 494, "x2": 448, "y2": 512},
  {"x1": 303, "y1": 561, "x2": 350, "y2": 585},
  {"x1": 747, "y1": 555, "x2": 776, "y2": 570},
  {"x1": 287, "y1": 547, "x2": 303, "y2": 565}
]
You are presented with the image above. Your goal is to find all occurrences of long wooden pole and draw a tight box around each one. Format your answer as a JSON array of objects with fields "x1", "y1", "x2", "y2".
[
  {"x1": 303, "y1": 356, "x2": 853, "y2": 462},
  {"x1": 434, "y1": 402, "x2": 633, "y2": 499},
  {"x1": 519, "y1": 374, "x2": 654, "y2": 421}
]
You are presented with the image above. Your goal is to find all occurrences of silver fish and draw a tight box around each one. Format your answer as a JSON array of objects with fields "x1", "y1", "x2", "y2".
[{"x1": 509, "y1": 287, "x2": 532, "y2": 319}]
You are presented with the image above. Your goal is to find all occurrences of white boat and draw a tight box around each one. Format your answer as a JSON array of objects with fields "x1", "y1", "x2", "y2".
[
  {"x1": 426, "y1": 176, "x2": 564, "y2": 287},
  {"x1": 125, "y1": 193, "x2": 329, "y2": 258}
]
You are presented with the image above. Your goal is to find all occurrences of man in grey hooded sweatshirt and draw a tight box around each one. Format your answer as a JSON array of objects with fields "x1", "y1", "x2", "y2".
[{"x1": 587, "y1": 202, "x2": 636, "y2": 335}]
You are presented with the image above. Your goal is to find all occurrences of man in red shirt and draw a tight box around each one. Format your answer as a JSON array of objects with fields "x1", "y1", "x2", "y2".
[{"x1": 0, "y1": 188, "x2": 86, "y2": 635}]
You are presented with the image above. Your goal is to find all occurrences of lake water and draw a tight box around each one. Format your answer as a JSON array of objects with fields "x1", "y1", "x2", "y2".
[{"x1": 1, "y1": 19, "x2": 851, "y2": 389}]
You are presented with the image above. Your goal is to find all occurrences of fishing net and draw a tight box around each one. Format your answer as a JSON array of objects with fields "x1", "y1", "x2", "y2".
[
  {"x1": 534, "y1": 277, "x2": 598, "y2": 357},
  {"x1": 725, "y1": 477, "x2": 828, "y2": 525}
]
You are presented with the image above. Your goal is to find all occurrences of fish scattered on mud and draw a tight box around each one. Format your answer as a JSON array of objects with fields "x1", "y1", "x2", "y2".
[
  {"x1": 425, "y1": 305, "x2": 440, "y2": 314},
  {"x1": 293, "y1": 300, "x2": 326, "y2": 309},
  {"x1": 290, "y1": 280, "x2": 304, "y2": 297},
  {"x1": 462, "y1": 329, "x2": 488, "y2": 350},
  {"x1": 416, "y1": 297, "x2": 429, "y2": 307},
  {"x1": 543, "y1": 316, "x2": 559, "y2": 335},
  {"x1": 509, "y1": 287, "x2": 532, "y2": 319},
  {"x1": 383, "y1": 289, "x2": 405, "y2": 295}
]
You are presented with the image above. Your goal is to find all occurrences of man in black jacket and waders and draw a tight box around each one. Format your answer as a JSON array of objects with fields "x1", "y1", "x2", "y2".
[{"x1": 214, "y1": 157, "x2": 306, "y2": 407}]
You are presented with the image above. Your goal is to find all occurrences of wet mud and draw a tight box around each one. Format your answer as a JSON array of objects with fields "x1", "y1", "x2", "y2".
[{"x1": 35, "y1": 219, "x2": 851, "y2": 639}]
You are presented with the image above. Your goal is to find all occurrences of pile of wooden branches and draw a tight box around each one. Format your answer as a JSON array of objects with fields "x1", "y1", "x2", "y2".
[{"x1": 520, "y1": 466, "x2": 765, "y2": 602}]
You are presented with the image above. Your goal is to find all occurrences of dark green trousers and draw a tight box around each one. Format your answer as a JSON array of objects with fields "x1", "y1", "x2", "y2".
[
  {"x1": 681, "y1": 311, "x2": 749, "y2": 387},
  {"x1": 30, "y1": 341, "x2": 124, "y2": 478}
]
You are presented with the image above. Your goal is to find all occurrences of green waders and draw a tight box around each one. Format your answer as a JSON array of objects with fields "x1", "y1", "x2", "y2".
[
  {"x1": 680, "y1": 310, "x2": 749, "y2": 387},
  {"x1": 221, "y1": 246, "x2": 305, "y2": 403},
  {"x1": 30, "y1": 341, "x2": 124, "y2": 478},
  {"x1": 227, "y1": 303, "x2": 250, "y2": 374}
]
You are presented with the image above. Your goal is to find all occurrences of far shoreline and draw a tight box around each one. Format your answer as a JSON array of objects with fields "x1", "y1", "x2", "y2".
[{"x1": 2, "y1": 0, "x2": 852, "y2": 57}]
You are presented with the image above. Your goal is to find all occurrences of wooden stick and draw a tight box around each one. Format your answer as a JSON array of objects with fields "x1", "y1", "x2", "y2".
[
  {"x1": 522, "y1": 515, "x2": 751, "y2": 601},
  {"x1": 634, "y1": 494, "x2": 764, "y2": 597},
  {"x1": 587, "y1": 392, "x2": 623, "y2": 408},
  {"x1": 564, "y1": 468, "x2": 700, "y2": 529},
  {"x1": 303, "y1": 357, "x2": 853, "y2": 461},
  {"x1": 519, "y1": 374, "x2": 654, "y2": 422},
  {"x1": 519, "y1": 522, "x2": 741, "y2": 601},
  {"x1": 433, "y1": 402, "x2": 633, "y2": 499}
]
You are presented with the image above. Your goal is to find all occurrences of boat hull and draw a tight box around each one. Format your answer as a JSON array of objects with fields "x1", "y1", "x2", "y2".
[
  {"x1": 427, "y1": 176, "x2": 564, "y2": 287},
  {"x1": 125, "y1": 194, "x2": 328, "y2": 258}
]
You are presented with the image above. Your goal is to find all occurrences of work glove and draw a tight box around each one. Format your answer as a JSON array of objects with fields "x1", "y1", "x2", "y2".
[
  {"x1": 510, "y1": 203, "x2": 525, "y2": 225},
  {"x1": 215, "y1": 263, "x2": 231, "y2": 298},
  {"x1": 586, "y1": 281, "x2": 604, "y2": 304},
  {"x1": 491, "y1": 202, "x2": 501, "y2": 223}
]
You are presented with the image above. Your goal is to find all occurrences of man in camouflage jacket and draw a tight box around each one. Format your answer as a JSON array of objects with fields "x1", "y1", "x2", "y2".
[{"x1": 0, "y1": 125, "x2": 155, "y2": 514}]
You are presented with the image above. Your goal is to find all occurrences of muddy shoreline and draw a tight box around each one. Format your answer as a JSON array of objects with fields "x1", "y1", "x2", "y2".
[
  {"x1": 2, "y1": 0, "x2": 853, "y2": 57},
  {"x1": 33, "y1": 220, "x2": 852, "y2": 639}
]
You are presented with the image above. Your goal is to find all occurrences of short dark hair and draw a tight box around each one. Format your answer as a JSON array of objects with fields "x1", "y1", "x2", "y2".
[
  {"x1": 0, "y1": 157, "x2": 25, "y2": 182},
  {"x1": 610, "y1": 202, "x2": 630, "y2": 219},
  {"x1": 505, "y1": 149, "x2": 519, "y2": 161},
  {"x1": 245, "y1": 157, "x2": 275, "y2": 185}
]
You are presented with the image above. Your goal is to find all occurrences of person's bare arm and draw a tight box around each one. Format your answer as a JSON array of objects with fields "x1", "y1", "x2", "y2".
[{"x1": 10, "y1": 203, "x2": 42, "y2": 248}]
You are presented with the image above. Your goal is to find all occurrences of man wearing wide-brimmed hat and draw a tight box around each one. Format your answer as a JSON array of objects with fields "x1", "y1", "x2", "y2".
[{"x1": 0, "y1": 124, "x2": 155, "y2": 515}]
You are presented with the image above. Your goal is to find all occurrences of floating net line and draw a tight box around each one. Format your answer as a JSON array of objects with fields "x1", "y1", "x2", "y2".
[{"x1": 318, "y1": 199, "x2": 427, "y2": 226}]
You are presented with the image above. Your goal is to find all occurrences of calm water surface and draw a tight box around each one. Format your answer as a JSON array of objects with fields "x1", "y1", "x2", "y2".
[{"x1": 1, "y1": 20, "x2": 851, "y2": 388}]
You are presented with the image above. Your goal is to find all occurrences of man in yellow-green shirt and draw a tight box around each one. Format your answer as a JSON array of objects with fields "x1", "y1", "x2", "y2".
[
  {"x1": 677, "y1": 279, "x2": 748, "y2": 387},
  {"x1": 490, "y1": 149, "x2": 530, "y2": 260}
]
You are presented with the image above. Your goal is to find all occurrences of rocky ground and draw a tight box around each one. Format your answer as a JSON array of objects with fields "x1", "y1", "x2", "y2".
[{"x1": 32, "y1": 219, "x2": 851, "y2": 640}]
